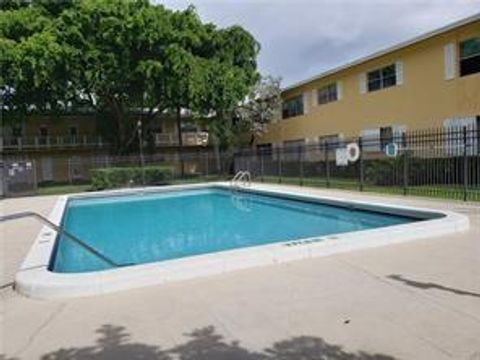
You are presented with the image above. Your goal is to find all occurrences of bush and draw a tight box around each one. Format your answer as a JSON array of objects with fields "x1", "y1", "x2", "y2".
[
  {"x1": 365, "y1": 158, "x2": 399, "y2": 186},
  {"x1": 90, "y1": 166, "x2": 174, "y2": 190}
]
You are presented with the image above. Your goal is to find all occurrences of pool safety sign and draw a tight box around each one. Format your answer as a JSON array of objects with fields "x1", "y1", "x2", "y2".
[
  {"x1": 336, "y1": 143, "x2": 360, "y2": 166},
  {"x1": 335, "y1": 148, "x2": 349, "y2": 166}
]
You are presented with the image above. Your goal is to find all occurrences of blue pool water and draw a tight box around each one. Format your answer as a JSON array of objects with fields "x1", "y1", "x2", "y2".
[{"x1": 52, "y1": 188, "x2": 419, "y2": 273}]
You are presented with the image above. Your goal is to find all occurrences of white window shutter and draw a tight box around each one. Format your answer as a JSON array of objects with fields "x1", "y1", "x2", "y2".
[
  {"x1": 393, "y1": 125, "x2": 407, "y2": 136},
  {"x1": 444, "y1": 117, "x2": 476, "y2": 155},
  {"x1": 444, "y1": 116, "x2": 476, "y2": 128},
  {"x1": 395, "y1": 61, "x2": 404, "y2": 85},
  {"x1": 336, "y1": 81, "x2": 343, "y2": 100},
  {"x1": 393, "y1": 125, "x2": 407, "y2": 143},
  {"x1": 303, "y1": 92, "x2": 309, "y2": 114},
  {"x1": 311, "y1": 89, "x2": 318, "y2": 107},
  {"x1": 359, "y1": 73, "x2": 367, "y2": 94},
  {"x1": 444, "y1": 43, "x2": 456, "y2": 80},
  {"x1": 360, "y1": 128, "x2": 381, "y2": 152}
]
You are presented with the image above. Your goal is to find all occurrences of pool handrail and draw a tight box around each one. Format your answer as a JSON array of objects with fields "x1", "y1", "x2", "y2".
[
  {"x1": 0, "y1": 211, "x2": 129, "y2": 268},
  {"x1": 231, "y1": 171, "x2": 251, "y2": 188}
]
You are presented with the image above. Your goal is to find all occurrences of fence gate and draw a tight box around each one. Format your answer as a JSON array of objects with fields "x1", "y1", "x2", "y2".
[{"x1": 3, "y1": 160, "x2": 37, "y2": 197}]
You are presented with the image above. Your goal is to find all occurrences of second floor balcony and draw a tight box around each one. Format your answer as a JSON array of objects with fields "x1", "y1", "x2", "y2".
[
  {"x1": 2, "y1": 131, "x2": 209, "y2": 153},
  {"x1": 154, "y1": 131, "x2": 209, "y2": 147},
  {"x1": 2, "y1": 135, "x2": 106, "y2": 152}
]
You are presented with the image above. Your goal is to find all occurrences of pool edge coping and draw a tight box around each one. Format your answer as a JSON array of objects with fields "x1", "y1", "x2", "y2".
[{"x1": 15, "y1": 182, "x2": 470, "y2": 299}]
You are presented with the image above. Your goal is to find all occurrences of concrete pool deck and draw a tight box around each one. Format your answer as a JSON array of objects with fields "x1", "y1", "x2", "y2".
[{"x1": 1, "y1": 185, "x2": 479, "y2": 359}]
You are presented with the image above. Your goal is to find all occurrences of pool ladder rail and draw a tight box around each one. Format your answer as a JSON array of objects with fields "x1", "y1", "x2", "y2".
[
  {"x1": 231, "y1": 170, "x2": 252, "y2": 189},
  {"x1": 0, "y1": 211, "x2": 131, "y2": 268}
]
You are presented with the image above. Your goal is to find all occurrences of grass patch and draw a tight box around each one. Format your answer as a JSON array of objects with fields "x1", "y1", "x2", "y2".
[
  {"x1": 37, "y1": 184, "x2": 92, "y2": 196},
  {"x1": 34, "y1": 175, "x2": 479, "y2": 202},
  {"x1": 35, "y1": 175, "x2": 227, "y2": 196},
  {"x1": 257, "y1": 175, "x2": 480, "y2": 202}
]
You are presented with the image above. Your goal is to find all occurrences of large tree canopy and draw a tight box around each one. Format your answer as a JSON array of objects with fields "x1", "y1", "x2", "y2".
[{"x1": 0, "y1": 0, "x2": 261, "y2": 152}]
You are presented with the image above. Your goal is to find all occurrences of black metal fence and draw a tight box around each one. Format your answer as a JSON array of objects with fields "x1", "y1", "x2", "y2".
[
  {"x1": 2, "y1": 126, "x2": 480, "y2": 201},
  {"x1": 1, "y1": 148, "x2": 241, "y2": 197},
  {"x1": 235, "y1": 126, "x2": 480, "y2": 202}
]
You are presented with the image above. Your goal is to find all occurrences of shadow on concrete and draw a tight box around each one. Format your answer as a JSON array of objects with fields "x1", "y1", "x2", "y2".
[
  {"x1": 387, "y1": 274, "x2": 480, "y2": 298},
  {"x1": 2, "y1": 323, "x2": 398, "y2": 360}
]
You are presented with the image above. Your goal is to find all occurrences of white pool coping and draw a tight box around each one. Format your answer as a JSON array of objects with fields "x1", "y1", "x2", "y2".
[{"x1": 15, "y1": 183, "x2": 469, "y2": 299}]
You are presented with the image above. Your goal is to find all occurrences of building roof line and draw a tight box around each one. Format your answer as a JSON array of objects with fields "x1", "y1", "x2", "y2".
[{"x1": 282, "y1": 12, "x2": 480, "y2": 92}]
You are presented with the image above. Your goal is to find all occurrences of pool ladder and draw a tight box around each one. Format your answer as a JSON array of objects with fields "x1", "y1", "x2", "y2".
[
  {"x1": 231, "y1": 170, "x2": 251, "y2": 189},
  {"x1": 0, "y1": 211, "x2": 128, "y2": 268}
]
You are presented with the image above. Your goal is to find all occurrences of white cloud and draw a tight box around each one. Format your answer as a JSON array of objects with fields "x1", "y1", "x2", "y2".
[{"x1": 157, "y1": 0, "x2": 480, "y2": 87}]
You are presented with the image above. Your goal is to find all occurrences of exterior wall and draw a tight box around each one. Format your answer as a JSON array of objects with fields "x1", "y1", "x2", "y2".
[
  {"x1": 21, "y1": 114, "x2": 98, "y2": 137},
  {"x1": 4, "y1": 149, "x2": 110, "y2": 183},
  {"x1": 259, "y1": 20, "x2": 480, "y2": 144}
]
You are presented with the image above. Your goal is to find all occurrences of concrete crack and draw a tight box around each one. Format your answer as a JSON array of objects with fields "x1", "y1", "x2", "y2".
[{"x1": 13, "y1": 303, "x2": 67, "y2": 358}]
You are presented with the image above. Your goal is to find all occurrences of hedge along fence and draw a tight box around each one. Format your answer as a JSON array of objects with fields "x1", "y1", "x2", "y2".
[{"x1": 90, "y1": 166, "x2": 174, "y2": 190}]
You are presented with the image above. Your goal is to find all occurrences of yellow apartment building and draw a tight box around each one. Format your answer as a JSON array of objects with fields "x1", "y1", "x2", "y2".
[{"x1": 258, "y1": 13, "x2": 480, "y2": 149}]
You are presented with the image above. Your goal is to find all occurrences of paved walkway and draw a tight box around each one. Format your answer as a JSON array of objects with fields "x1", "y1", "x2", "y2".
[{"x1": 1, "y1": 186, "x2": 479, "y2": 360}]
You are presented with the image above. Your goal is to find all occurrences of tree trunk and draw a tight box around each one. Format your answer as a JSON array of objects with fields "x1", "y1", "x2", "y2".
[
  {"x1": 175, "y1": 105, "x2": 183, "y2": 147},
  {"x1": 213, "y1": 134, "x2": 222, "y2": 174},
  {"x1": 116, "y1": 116, "x2": 127, "y2": 153},
  {"x1": 176, "y1": 105, "x2": 185, "y2": 177},
  {"x1": 106, "y1": 96, "x2": 127, "y2": 154},
  {"x1": 249, "y1": 133, "x2": 255, "y2": 148}
]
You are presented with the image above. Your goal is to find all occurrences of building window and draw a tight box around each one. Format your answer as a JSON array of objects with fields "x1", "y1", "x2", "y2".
[
  {"x1": 317, "y1": 83, "x2": 338, "y2": 105},
  {"x1": 361, "y1": 126, "x2": 405, "y2": 152},
  {"x1": 69, "y1": 126, "x2": 78, "y2": 143},
  {"x1": 282, "y1": 95, "x2": 304, "y2": 119},
  {"x1": 12, "y1": 123, "x2": 23, "y2": 138},
  {"x1": 319, "y1": 134, "x2": 343, "y2": 149},
  {"x1": 283, "y1": 139, "x2": 304, "y2": 160},
  {"x1": 38, "y1": 126, "x2": 49, "y2": 146},
  {"x1": 9, "y1": 123, "x2": 23, "y2": 146},
  {"x1": 257, "y1": 143, "x2": 272, "y2": 156},
  {"x1": 181, "y1": 122, "x2": 198, "y2": 132},
  {"x1": 379, "y1": 126, "x2": 393, "y2": 149},
  {"x1": 460, "y1": 37, "x2": 480, "y2": 77},
  {"x1": 367, "y1": 64, "x2": 396, "y2": 92},
  {"x1": 283, "y1": 139, "x2": 304, "y2": 148}
]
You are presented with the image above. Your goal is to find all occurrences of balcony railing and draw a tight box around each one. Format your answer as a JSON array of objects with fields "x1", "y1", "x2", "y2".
[
  {"x1": 155, "y1": 132, "x2": 209, "y2": 147},
  {"x1": 1, "y1": 135, "x2": 106, "y2": 151}
]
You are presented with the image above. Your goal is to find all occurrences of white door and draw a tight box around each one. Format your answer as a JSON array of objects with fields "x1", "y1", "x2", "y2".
[{"x1": 41, "y1": 157, "x2": 53, "y2": 181}]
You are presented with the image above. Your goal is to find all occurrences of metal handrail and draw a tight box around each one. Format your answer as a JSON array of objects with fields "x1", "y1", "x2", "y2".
[
  {"x1": 241, "y1": 171, "x2": 251, "y2": 187},
  {"x1": 0, "y1": 211, "x2": 129, "y2": 268},
  {"x1": 230, "y1": 171, "x2": 243, "y2": 184},
  {"x1": 231, "y1": 170, "x2": 251, "y2": 188}
]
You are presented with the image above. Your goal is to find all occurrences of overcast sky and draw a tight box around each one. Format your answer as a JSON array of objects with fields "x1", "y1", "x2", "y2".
[{"x1": 159, "y1": 0, "x2": 480, "y2": 87}]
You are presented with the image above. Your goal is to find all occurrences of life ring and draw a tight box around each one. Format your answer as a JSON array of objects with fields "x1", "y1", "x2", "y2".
[
  {"x1": 385, "y1": 143, "x2": 398, "y2": 157},
  {"x1": 346, "y1": 142, "x2": 360, "y2": 162}
]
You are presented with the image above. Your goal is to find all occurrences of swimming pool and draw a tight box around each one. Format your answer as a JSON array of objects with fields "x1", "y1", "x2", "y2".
[
  {"x1": 16, "y1": 183, "x2": 469, "y2": 298},
  {"x1": 52, "y1": 187, "x2": 418, "y2": 273}
]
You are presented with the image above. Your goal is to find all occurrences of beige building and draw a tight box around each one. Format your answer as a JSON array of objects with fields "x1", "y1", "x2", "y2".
[
  {"x1": 2, "y1": 111, "x2": 208, "y2": 184},
  {"x1": 258, "y1": 14, "x2": 480, "y2": 148}
]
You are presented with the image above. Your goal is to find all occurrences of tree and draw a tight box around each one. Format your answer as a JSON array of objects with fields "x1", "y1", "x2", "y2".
[
  {"x1": 1, "y1": 0, "x2": 261, "y2": 154},
  {"x1": 55, "y1": 0, "x2": 172, "y2": 151},
  {"x1": 0, "y1": 1, "x2": 73, "y2": 118},
  {"x1": 234, "y1": 75, "x2": 282, "y2": 147},
  {"x1": 191, "y1": 26, "x2": 260, "y2": 171}
]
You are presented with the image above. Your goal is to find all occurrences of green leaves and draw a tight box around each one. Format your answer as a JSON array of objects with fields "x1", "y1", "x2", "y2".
[{"x1": 1, "y1": 0, "x2": 261, "y2": 152}]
